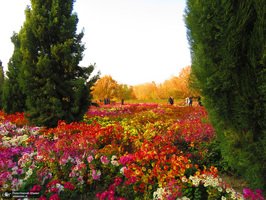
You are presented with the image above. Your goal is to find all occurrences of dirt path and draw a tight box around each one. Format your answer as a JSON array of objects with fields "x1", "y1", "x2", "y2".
[{"x1": 218, "y1": 172, "x2": 250, "y2": 194}]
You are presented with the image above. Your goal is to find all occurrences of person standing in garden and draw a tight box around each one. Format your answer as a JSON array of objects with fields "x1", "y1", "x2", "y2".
[
  {"x1": 186, "y1": 97, "x2": 189, "y2": 106},
  {"x1": 169, "y1": 96, "x2": 174, "y2": 105},
  {"x1": 198, "y1": 96, "x2": 202, "y2": 106},
  {"x1": 189, "y1": 97, "x2": 193, "y2": 106}
]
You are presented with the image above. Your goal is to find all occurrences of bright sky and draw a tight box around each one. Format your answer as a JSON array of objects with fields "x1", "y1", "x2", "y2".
[{"x1": 0, "y1": 0, "x2": 191, "y2": 86}]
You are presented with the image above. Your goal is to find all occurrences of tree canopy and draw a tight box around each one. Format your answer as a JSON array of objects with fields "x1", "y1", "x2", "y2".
[
  {"x1": 16, "y1": 0, "x2": 99, "y2": 127},
  {"x1": 2, "y1": 32, "x2": 26, "y2": 114},
  {"x1": 185, "y1": 0, "x2": 265, "y2": 192}
]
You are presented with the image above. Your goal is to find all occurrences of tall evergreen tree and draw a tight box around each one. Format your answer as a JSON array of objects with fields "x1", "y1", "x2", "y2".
[
  {"x1": 185, "y1": 0, "x2": 265, "y2": 192},
  {"x1": 0, "y1": 61, "x2": 4, "y2": 109},
  {"x1": 19, "y1": 0, "x2": 99, "y2": 127},
  {"x1": 2, "y1": 32, "x2": 27, "y2": 114}
]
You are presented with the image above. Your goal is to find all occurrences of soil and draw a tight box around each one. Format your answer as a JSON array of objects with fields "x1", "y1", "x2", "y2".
[{"x1": 218, "y1": 172, "x2": 250, "y2": 194}]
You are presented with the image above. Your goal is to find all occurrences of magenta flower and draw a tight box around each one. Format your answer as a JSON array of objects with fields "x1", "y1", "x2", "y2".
[
  {"x1": 92, "y1": 170, "x2": 101, "y2": 180},
  {"x1": 114, "y1": 177, "x2": 122, "y2": 186},
  {"x1": 49, "y1": 193, "x2": 60, "y2": 200},
  {"x1": 109, "y1": 184, "x2": 115, "y2": 191},
  {"x1": 50, "y1": 187, "x2": 59, "y2": 193},
  {"x1": 64, "y1": 182, "x2": 75, "y2": 190},
  {"x1": 100, "y1": 156, "x2": 110, "y2": 164},
  {"x1": 87, "y1": 155, "x2": 94, "y2": 163},
  {"x1": 39, "y1": 195, "x2": 47, "y2": 200}
]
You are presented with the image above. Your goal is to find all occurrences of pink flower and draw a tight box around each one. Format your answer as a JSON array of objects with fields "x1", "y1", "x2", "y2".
[
  {"x1": 50, "y1": 187, "x2": 59, "y2": 193},
  {"x1": 39, "y1": 195, "x2": 47, "y2": 200},
  {"x1": 109, "y1": 184, "x2": 115, "y2": 191},
  {"x1": 87, "y1": 155, "x2": 94, "y2": 163},
  {"x1": 119, "y1": 155, "x2": 132, "y2": 166},
  {"x1": 47, "y1": 173, "x2": 52, "y2": 179},
  {"x1": 130, "y1": 176, "x2": 137, "y2": 183},
  {"x1": 95, "y1": 193, "x2": 101, "y2": 198},
  {"x1": 92, "y1": 170, "x2": 101, "y2": 180},
  {"x1": 69, "y1": 172, "x2": 75, "y2": 177},
  {"x1": 100, "y1": 156, "x2": 110, "y2": 164},
  {"x1": 108, "y1": 194, "x2": 115, "y2": 200},
  {"x1": 64, "y1": 182, "x2": 75, "y2": 190},
  {"x1": 125, "y1": 180, "x2": 130, "y2": 185},
  {"x1": 31, "y1": 185, "x2": 41, "y2": 191},
  {"x1": 114, "y1": 177, "x2": 122, "y2": 186},
  {"x1": 49, "y1": 193, "x2": 60, "y2": 200}
]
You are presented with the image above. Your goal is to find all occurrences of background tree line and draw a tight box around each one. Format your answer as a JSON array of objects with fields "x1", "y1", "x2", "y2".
[{"x1": 91, "y1": 66, "x2": 198, "y2": 101}]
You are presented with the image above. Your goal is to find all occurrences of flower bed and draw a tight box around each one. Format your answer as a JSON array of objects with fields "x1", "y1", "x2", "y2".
[{"x1": 0, "y1": 104, "x2": 264, "y2": 200}]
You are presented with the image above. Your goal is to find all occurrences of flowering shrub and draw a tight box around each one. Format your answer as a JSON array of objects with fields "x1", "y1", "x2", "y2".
[{"x1": 0, "y1": 104, "x2": 264, "y2": 200}]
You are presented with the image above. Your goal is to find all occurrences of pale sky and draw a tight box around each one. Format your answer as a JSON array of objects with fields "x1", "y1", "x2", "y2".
[{"x1": 0, "y1": 0, "x2": 191, "y2": 86}]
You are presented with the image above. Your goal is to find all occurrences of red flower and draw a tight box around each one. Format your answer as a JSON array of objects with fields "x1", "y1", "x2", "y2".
[
  {"x1": 49, "y1": 194, "x2": 60, "y2": 200},
  {"x1": 114, "y1": 177, "x2": 122, "y2": 186},
  {"x1": 50, "y1": 188, "x2": 59, "y2": 193}
]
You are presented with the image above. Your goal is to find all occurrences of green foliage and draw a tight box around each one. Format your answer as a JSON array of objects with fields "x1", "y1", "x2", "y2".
[
  {"x1": 2, "y1": 33, "x2": 27, "y2": 114},
  {"x1": 185, "y1": 0, "x2": 265, "y2": 193},
  {"x1": 18, "y1": 0, "x2": 99, "y2": 127},
  {"x1": 0, "y1": 61, "x2": 5, "y2": 110}
]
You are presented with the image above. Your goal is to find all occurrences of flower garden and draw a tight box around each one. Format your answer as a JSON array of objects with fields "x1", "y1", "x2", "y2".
[{"x1": 0, "y1": 103, "x2": 264, "y2": 200}]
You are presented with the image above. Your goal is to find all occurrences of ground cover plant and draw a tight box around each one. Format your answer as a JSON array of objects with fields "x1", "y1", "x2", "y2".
[{"x1": 0, "y1": 104, "x2": 264, "y2": 200}]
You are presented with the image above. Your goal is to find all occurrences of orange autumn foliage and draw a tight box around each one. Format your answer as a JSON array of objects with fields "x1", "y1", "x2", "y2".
[
  {"x1": 133, "y1": 66, "x2": 198, "y2": 100},
  {"x1": 91, "y1": 66, "x2": 198, "y2": 101}
]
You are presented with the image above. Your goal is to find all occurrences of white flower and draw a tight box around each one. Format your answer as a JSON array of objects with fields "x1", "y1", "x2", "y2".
[
  {"x1": 111, "y1": 155, "x2": 117, "y2": 160},
  {"x1": 26, "y1": 169, "x2": 33, "y2": 176},
  {"x1": 120, "y1": 166, "x2": 127, "y2": 175},
  {"x1": 12, "y1": 166, "x2": 18, "y2": 172},
  {"x1": 111, "y1": 160, "x2": 119, "y2": 166},
  {"x1": 181, "y1": 197, "x2": 190, "y2": 200},
  {"x1": 181, "y1": 176, "x2": 188, "y2": 183},
  {"x1": 153, "y1": 188, "x2": 165, "y2": 200}
]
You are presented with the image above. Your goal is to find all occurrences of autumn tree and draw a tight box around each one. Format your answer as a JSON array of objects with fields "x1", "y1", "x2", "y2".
[
  {"x1": 18, "y1": 0, "x2": 99, "y2": 127},
  {"x1": 121, "y1": 84, "x2": 136, "y2": 100},
  {"x1": 91, "y1": 75, "x2": 121, "y2": 101},
  {"x1": 132, "y1": 66, "x2": 196, "y2": 100}
]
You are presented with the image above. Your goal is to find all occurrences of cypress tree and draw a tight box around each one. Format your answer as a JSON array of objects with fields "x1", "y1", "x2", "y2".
[
  {"x1": 19, "y1": 0, "x2": 99, "y2": 127},
  {"x1": 0, "y1": 61, "x2": 4, "y2": 110},
  {"x1": 185, "y1": 0, "x2": 265, "y2": 192},
  {"x1": 2, "y1": 32, "x2": 27, "y2": 114}
]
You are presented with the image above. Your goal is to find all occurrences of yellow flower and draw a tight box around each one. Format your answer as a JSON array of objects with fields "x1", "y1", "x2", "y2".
[{"x1": 135, "y1": 170, "x2": 140, "y2": 175}]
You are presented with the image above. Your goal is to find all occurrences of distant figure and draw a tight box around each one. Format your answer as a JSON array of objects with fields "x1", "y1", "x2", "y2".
[
  {"x1": 189, "y1": 97, "x2": 193, "y2": 106},
  {"x1": 169, "y1": 96, "x2": 174, "y2": 105},
  {"x1": 198, "y1": 96, "x2": 203, "y2": 106},
  {"x1": 185, "y1": 97, "x2": 189, "y2": 106},
  {"x1": 121, "y1": 98, "x2": 124, "y2": 105},
  {"x1": 104, "y1": 98, "x2": 107, "y2": 105}
]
